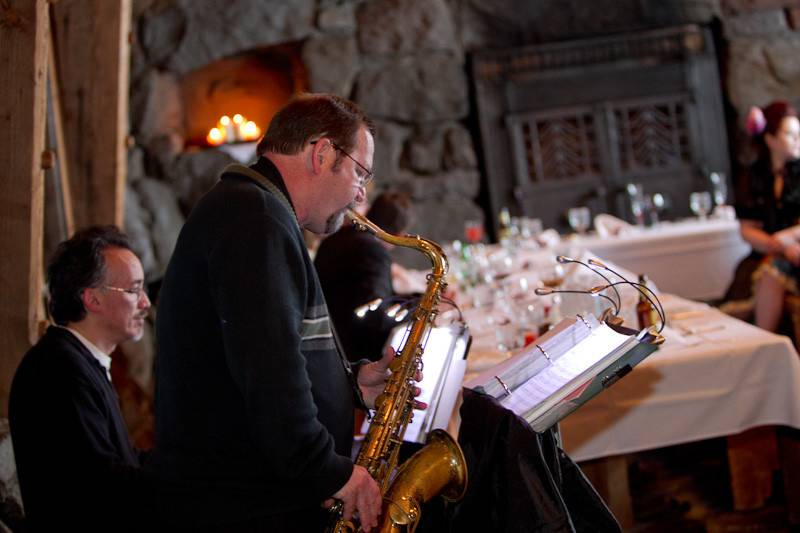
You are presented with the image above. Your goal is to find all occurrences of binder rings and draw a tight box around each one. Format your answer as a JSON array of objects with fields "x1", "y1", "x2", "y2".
[{"x1": 465, "y1": 315, "x2": 662, "y2": 433}]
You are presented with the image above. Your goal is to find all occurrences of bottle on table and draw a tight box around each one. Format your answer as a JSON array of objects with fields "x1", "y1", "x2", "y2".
[
  {"x1": 636, "y1": 274, "x2": 659, "y2": 330},
  {"x1": 498, "y1": 206, "x2": 512, "y2": 246}
]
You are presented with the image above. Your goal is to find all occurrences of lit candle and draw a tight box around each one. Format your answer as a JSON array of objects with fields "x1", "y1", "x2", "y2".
[
  {"x1": 242, "y1": 121, "x2": 260, "y2": 141},
  {"x1": 219, "y1": 115, "x2": 234, "y2": 142},
  {"x1": 232, "y1": 114, "x2": 244, "y2": 142},
  {"x1": 207, "y1": 127, "x2": 224, "y2": 146}
]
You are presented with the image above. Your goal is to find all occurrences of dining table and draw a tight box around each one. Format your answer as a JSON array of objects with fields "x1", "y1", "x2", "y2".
[
  {"x1": 425, "y1": 242, "x2": 800, "y2": 527},
  {"x1": 573, "y1": 217, "x2": 751, "y2": 301}
]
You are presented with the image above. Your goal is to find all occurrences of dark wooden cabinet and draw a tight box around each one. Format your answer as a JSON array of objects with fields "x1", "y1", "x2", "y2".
[{"x1": 472, "y1": 25, "x2": 730, "y2": 234}]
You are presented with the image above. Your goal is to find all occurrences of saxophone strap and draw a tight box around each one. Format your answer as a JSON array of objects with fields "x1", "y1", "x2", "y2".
[{"x1": 329, "y1": 321, "x2": 370, "y2": 413}]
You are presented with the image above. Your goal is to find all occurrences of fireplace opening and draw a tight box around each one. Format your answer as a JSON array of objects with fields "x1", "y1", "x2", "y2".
[{"x1": 180, "y1": 42, "x2": 307, "y2": 148}]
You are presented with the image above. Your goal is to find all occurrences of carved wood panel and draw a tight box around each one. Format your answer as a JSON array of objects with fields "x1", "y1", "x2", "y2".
[{"x1": 472, "y1": 25, "x2": 729, "y2": 235}]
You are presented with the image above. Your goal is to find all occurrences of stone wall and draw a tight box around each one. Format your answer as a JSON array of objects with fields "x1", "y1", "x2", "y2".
[{"x1": 126, "y1": 0, "x2": 800, "y2": 274}]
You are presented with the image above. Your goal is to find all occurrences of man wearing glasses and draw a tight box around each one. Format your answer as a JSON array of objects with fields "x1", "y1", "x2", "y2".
[
  {"x1": 151, "y1": 93, "x2": 393, "y2": 531},
  {"x1": 9, "y1": 226, "x2": 154, "y2": 531}
]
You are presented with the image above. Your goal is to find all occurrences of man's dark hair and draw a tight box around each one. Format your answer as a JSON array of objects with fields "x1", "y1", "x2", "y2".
[
  {"x1": 366, "y1": 191, "x2": 413, "y2": 235},
  {"x1": 256, "y1": 93, "x2": 375, "y2": 158},
  {"x1": 47, "y1": 225, "x2": 132, "y2": 326}
]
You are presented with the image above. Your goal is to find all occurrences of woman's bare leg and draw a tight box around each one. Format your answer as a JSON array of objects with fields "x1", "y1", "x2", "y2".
[{"x1": 754, "y1": 271, "x2": 786, "y2": 332}]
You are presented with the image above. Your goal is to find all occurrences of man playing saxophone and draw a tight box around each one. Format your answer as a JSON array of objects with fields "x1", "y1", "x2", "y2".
[{"x1": 151, "y1": 94, "x2": 402, "y2": 531}]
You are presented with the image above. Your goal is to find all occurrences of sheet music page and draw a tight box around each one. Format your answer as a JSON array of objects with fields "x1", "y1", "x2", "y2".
[
  {"x1": 464, "y1": 316, "x2": 592, "y2": 397},
  {"x1": 500, "y1": 323, "x2": 629, "y2": 416},
  {"x1": 371, "y1": 323, "x2": 467, "y2": 443}
]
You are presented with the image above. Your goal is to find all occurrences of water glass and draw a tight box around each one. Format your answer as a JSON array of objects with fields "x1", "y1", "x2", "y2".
[
  {"x1": 709, "y1": 172, "x2": 728, "y2": 206},
  {"x1": 522, "y1": 218, "x2": 543, "y2": 238},
  {"x1": 541, "y1": 260, "x2": 565, "y2": 289},
  {"x1": 652, "y1": 193, "x2": 666, "y2": 214},
  {"x1": 689, "y1": 191, "x2": 713, "y2": 220},
  {"x1": 626, "y1": 183, "x2": 646, "y2": 226},
  {"x1": 567, "y1": 207, "x2": 591, "y2": 235}
]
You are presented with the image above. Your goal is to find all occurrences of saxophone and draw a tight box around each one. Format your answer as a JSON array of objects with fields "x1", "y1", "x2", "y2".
[{"x1": 327, "y1": 209, "x2": 468, "y2": 533}]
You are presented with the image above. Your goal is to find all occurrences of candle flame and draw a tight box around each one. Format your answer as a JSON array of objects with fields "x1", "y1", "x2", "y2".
[
  {"x1": 206, "y1": 127, "x2": 224, "y2": 146},
  {"x1": 241, "y1": 120, "x2": 261, "y2": 141},
  {"x1": 208, "y1": 114, "x2": 260, "y2": 145}
]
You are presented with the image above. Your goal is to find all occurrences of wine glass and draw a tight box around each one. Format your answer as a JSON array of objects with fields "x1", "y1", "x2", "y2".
[
  {"x1": 651, "y1": 193, "x2": 670, "y2": 225},
  {"x1": 689, "y1": 191, "x2": 713, "y2": 220},
  {"x1": 567, "y1": 207, "x2": 591, "y2": 235},
  {"x1": 463, "y1": 219, "x2": 484, "y2": 244},
  {"x1": 626, "y1": 183, "x2": 646, "y2": 226},
  {"x1": 652, "y1": 193, "x2": 666, "y2": 213},
  {"x1": 709, "y1": 172, "x2": 728, "y2": 206},
  {"x1": 541, "y1": 258, "x2": 565, "y2": 289}
]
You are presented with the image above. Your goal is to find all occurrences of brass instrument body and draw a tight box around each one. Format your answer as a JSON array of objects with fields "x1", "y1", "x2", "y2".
[{"x1": 328, "y1": 210, "x2": 467, "y2": 533}]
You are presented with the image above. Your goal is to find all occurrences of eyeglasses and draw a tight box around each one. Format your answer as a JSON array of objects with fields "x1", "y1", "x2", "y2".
[
  {"x1": 311, "y1": 140, "x2": 374, "y2": 187},
  {"x1": 101, "y1": 285, "x2": 147, "y2": 299}
]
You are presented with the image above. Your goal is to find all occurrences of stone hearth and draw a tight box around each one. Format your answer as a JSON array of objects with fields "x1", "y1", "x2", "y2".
[{"x1": 127, "y1": 0, "x2": 800, "y2": 276}]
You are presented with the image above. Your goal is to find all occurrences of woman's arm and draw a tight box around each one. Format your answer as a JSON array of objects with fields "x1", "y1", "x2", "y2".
[
  {"x1": 740, "y1": 219, "x2": 783, "y2": 254},
  {"x1": 741, "y1": 219, "x2": 800, "y2": 265}
]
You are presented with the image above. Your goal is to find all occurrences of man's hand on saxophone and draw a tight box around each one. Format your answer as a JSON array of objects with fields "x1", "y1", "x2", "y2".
[
  {"x1": 325, "y1": 465, "x2": 382, "y2": 532},
  {"x1": 321, "y1": 345, "x2": 427, "y2": 532},
  {"x1": 357, "y1": 345, "x2": 427, "y2": 410}
]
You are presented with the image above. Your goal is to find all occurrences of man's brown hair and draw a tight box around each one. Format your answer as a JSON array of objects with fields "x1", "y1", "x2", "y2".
[{"x1": 256, "y1": 93, "x2": 375, "y2": 157}]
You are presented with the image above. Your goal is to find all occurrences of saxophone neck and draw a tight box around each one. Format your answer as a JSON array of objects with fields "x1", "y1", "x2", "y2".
[{"x1": 346, "y1": 208, "x2": 448, "y2": 279}]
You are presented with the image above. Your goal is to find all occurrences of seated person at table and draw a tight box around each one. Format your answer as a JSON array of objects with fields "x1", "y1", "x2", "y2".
[
  {"x1": 729, "y1": 101, "x2": 800, "y2": 331},
  {"x1": 9, "y1": 226, "x2": 155, "y2": 531},
  {"x1": 315, "y1": 190, "x2": 413, "y2": 362}
]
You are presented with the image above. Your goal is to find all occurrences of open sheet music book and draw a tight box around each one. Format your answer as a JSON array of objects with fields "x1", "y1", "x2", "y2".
[{"x1": 465, "y1": 315, "x2": 660, "y2": 432}]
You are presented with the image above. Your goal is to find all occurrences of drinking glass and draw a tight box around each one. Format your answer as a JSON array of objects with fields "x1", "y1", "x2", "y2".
[
  {"x1": 626, "y1": 183, "x2": 646, "y2": 226},
  {"x1": 709, "y1": 172, "x2": 728, "y2": 206},
  {"x1": 518, "y1": 218, "x2": 543, "y2": 250},
  {"x1": 523, "y1": 218, "x2": 543, "y2": 238},
  {"x1": 689, "y1": 191, "x2": 713, "y2": 220},
  {"x1": 567, "y1": 207, "x2": 591, "y2": 235},
  {"x1": 650, "y1": 192, "x2": 670, "y2": 225},
  {"x1": 652, "y1": 193, "x2": 666, "y2": 214},
  {"x1": 463, "y1": 219, "x2": 484, "y2": 244},
  {"x1": 541, "y1": 259, "x2": 565, "y2": 289}
]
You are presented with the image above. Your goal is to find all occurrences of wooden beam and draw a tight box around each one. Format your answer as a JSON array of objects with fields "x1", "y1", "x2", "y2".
[
  {"x1": 51, "y1": 0, "x2": 131, "y2": 228},
  {"x1": 0, "y1": 0, "x2": 50, "y2": 417},
  {"x1": 46, "y1": 25, "x2": 74, "y2": 238}
]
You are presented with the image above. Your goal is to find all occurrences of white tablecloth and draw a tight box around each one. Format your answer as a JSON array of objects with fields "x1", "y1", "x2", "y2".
[
  {"x1": 405, "y1": 241, "x2": 800, "y2": 464},
  {"x1": 547, "y1": 295, "x2": 800, "y2": 461},
  {"x1": 573, "y1": 219, "x2": 751, "y2": 301}
]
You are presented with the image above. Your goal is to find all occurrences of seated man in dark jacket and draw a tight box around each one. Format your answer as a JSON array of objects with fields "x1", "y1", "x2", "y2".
[
  {"x1": 9, "y1": 226, "x2": 154, "y2": 531},
  {"x1": 315, "y1": 191, "x2": 413, "y2": 362}
]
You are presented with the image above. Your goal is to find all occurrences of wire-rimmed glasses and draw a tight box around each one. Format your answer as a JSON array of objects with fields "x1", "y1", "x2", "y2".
[
  {"x1": 310, "y1": 140, "x2": 374, "y2": 187},
  {"x1": 101, "y1": 285, "x2": 148, "y2": 300}
]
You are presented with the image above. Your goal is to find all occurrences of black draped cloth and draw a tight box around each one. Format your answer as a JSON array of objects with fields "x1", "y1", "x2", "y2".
[{"x1": 418, "y1": 389, "x2": 620, "y2": 533}]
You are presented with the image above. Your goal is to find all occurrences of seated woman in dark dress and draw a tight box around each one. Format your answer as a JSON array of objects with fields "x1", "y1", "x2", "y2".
[{"x1": 733, "y1": 100, "x2": 800, "y2": 332}]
